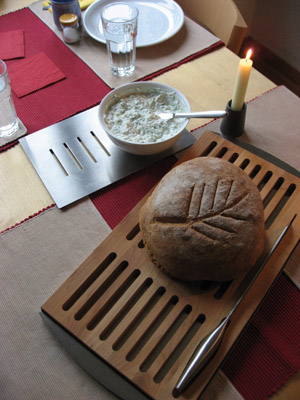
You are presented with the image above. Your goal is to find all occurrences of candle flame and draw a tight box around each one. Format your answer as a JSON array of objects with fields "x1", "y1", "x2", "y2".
[{"x1": 246, "y1": 49, "x2": 252, "y2": 60}]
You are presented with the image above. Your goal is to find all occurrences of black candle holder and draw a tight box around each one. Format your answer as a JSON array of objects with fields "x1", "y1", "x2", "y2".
[{"x1": 220, "y1": 100, "x2": 247, "y2": 138}]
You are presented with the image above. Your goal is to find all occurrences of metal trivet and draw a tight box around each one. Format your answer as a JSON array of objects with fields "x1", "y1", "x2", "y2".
[{"x1": 19, "y1": 105, "x2": 195, "y2": 208}]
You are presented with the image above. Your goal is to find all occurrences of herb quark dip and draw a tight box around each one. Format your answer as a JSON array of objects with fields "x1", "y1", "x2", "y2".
[{"x1": 104, "y1": 89, "x2": 187, "y2": 144}]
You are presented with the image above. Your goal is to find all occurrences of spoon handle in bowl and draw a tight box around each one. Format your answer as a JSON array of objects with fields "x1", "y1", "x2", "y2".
[{"x1": 174, "y1": 111, "x2": 227, "y2": 119}]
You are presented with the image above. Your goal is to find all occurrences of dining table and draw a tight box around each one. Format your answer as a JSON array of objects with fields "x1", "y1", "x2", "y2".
[{"x1": 1, "y1": 1, "x2": 299, "y2": 400}]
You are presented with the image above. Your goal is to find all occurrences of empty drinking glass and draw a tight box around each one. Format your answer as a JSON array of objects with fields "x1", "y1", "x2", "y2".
[{"x1": 101, "y1": 3, "x2": 138, "y2": 77}]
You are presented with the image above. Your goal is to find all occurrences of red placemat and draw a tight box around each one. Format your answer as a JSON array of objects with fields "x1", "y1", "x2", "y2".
[
  {"x1": 90, "y1": 156, "x2": 177, "y2": 228},
  {"x1": 222, "y1": 271, "x2": 300, "y2": 400},
  {"x1": 0, "y1": 8, "x2": 111, "y2": 150},
  {"x1": 91, "y1": 164, "x2": 300, "y2": 400}
]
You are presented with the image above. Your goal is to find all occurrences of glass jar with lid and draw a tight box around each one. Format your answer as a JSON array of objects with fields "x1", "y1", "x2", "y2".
[{"x1": 59, "y1": 13, "x2": 81, "y2": 44}]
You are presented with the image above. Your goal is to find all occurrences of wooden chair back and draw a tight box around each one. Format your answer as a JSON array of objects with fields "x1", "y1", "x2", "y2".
[{"x1": 176, "y1": 0, "x2": 247, "y2": 54}]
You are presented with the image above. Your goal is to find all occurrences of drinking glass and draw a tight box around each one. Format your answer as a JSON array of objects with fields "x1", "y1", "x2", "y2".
[
  {"x1": 101, "y1": 3, "x2": 138, "y2": 77},
  {"x1": 0, "y1": 59, "x2": 19, "y2": 138}
]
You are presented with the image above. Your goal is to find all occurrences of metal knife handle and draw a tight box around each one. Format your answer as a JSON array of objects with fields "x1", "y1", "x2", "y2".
[
  {"x1": 173, "y1": 111, "x2": 227, "y2": 119},
  {"x1": 174, "y1": 317, "x2": 229, "y2": 395},
  {"x1": 174, "y1": 213, "x2": 296, "y2": 395}
]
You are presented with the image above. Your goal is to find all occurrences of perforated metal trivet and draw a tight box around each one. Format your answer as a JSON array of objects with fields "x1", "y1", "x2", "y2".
[{"x1": 19, "y1": 105, "x2": 195, "y2": 208}]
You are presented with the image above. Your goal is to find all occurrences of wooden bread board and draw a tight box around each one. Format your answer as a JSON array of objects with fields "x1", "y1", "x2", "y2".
[{"x1": 42, "y1": 131, "x2": 300, "y2": 399}]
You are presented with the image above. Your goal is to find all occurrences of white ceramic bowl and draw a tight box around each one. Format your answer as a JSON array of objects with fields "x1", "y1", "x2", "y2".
[{"x1": 98, "y1": 82, "x2": 190, "y2": 155}]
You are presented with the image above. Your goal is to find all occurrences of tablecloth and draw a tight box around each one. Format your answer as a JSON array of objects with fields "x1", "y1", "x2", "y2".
[
  {"x1": 0, "y1": 3, "x2": 299, "y2": 399},
  {"x1": 1, "y1": 85, "x2": 300, "y2": 400}
]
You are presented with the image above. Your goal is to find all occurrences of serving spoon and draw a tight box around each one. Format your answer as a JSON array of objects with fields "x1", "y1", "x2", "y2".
[{"x1": 157, "y1": 110, "x2": 227, "y2": 121}]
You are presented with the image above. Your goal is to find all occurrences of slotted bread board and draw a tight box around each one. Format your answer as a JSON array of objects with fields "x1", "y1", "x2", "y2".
[{"x1": 41, "y1": 131, "x2": 300, "y2": 400}]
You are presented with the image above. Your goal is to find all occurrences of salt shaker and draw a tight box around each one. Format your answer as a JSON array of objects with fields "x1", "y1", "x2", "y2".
[{"x1": 59, "y1": 13, "x2": 81, "y2": 44}]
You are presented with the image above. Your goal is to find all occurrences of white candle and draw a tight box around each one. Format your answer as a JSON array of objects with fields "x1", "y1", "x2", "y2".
[{"x1": 231, "y1": 49, "x2": 253, "y2": 111}]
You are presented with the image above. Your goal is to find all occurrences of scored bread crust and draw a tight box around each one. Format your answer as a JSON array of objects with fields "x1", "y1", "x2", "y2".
[{"x1": 139, "y1": 157, "x2": 265, "y2": 282}]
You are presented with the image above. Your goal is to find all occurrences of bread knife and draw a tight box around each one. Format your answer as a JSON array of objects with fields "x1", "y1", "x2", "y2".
[{"x1": 173, "y1": 213, "x2": 297, "y2": 395}]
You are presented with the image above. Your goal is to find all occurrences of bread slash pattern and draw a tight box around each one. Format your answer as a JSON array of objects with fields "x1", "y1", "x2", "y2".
[{"x1": 155, "y1": 177, "x2": 249, "y2": 242}]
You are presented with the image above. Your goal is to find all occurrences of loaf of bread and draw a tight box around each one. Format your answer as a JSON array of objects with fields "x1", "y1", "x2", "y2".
[{"x1": 139, "y1": 157, "x2": 265, "y2": 282}]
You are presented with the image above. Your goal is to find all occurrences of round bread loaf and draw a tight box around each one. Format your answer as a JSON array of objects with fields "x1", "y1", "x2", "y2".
[{"x1": 139, "y1": 157, "x2": 265, "y2": 282}]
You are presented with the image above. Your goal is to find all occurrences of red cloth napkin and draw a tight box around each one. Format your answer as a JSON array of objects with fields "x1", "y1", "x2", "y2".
[
  {"x1": 0, "y1": 30, "x2": 25, "y2": 60},
  {"x1": 8, "y1": 52, "x2": 65, "y2": 97}
]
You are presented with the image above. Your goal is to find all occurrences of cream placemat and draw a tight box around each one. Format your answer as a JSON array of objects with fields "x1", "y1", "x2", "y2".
[
  {"x1": 29, "y1": 0, "x2": 221, "y2": 88},
  {"x1": 0, "y1": 198, "x2": 115, "y2": 400},
  {"x1": 0, "y1": 199, "x2": 243, "y2": 400},
  {"x1": 192, "y1": 86, "x2": 300, "y2": 172}
]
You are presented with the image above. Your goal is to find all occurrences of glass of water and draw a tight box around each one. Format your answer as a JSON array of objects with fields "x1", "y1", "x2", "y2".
[
  {"x1": 101, "y1": 3, "x2": 138, "y2": 77},
  {"x1": 0, "y1": 59, "x2": 19, "y2": 138}
]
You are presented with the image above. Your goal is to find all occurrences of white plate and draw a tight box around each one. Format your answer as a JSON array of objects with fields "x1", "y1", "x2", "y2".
[{"x1": 83, "y1": 0, "x2": 184, "y2": 47}]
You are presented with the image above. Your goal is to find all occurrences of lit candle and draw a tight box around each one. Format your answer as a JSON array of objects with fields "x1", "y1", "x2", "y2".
[{"x1": 231, "y1": 49, "x2": 253, "y2": 111}]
